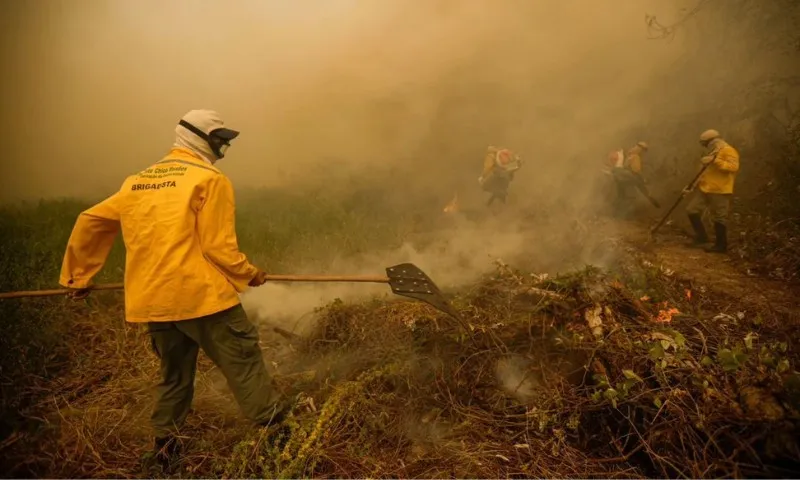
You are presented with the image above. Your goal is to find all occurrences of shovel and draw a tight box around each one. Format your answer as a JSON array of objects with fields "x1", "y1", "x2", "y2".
[{"x1": 0, "y1": 263, "x2": 462, "y2": 320}]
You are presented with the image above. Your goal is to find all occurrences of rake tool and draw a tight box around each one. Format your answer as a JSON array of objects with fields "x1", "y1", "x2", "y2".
[{"x1": 0, "y1": 263, "x2": 462, "y2": 320}]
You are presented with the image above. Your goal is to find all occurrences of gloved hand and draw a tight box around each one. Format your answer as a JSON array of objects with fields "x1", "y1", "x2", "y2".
[
  {"x1": 478, "y1": 176, "x2": 484, "y2": 185},
  {"x1": 682, "y1": 186, "x2": 693, "y2": 195},
  {"x1": 701, "y1": 155, "x2": 714, "y2": 165},
  {"x1": 67, "y1": 287, "x2": 92, "y2": 300},
  {"x1": 249, "y1": 270, "x2": 269, "y2": 287}
]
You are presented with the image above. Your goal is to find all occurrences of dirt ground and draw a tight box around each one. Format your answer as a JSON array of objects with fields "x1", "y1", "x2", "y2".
[{"x1": 617, "y1": 218, "x2": 799, "y2": 319}]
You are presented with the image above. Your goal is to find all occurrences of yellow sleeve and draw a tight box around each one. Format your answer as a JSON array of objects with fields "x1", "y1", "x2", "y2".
[
  {"x1": 59, "y1": 192, "x2": 122, "y2": 288},
  {"x1": 714, "y1": 146, "x2": 740, "y2": 172},
  {"x1": 196, "y1": 175, "x2": 258, "y2": 292},
  {"x1": 481, "y1": 153, "x2": 495, "y2": 177},
  {"x1": 628, "y1": 154, "x2": 642, "y2": 174}
]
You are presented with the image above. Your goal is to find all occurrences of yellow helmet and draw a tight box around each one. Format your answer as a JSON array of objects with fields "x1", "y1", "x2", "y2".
[{"x1": 636, "y1": 141, "x2": 649, "y2": 151}]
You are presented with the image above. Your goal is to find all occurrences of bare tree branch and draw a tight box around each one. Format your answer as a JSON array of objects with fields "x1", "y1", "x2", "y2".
[{"x1": 645, "y1": 0, "x2": 713, "y2": 41}]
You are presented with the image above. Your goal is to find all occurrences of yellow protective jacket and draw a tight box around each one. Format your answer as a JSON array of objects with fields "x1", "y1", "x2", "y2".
[
  {"x1": 59, "y1": 147, "x2": 259, "y2": 322},
  {"x1": 697, "y1": 140, "x2": 739, "y2": 194},
  {"x1": 623, "y1": 146, "x2": 644, "y2": 174},
  {"x1": 481, "y1": 148, "x2": 499, "y2": 178}
]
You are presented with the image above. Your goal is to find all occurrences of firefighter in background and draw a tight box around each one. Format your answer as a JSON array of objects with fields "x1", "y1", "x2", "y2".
[
  {"x1": 600, "y1": 147, "x2": 625, "y2": 210},
  {"x1": 611, "y1": 141, "x2": 660, "y2": 216},
  {"x1": 478, "y1": 146, "x2": 523, "y2": 206},
  {"x1": 685, "y1": 129, "x2": 740, "y2": 253}
]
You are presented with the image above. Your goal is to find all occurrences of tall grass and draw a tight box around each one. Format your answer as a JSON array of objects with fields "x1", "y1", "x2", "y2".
[
  {"x1": 0, "y1": 186, "x2": 416, "y2": 443},
  {"x1": 235, "y1": 187, "x2": 417, "y2": 271}
]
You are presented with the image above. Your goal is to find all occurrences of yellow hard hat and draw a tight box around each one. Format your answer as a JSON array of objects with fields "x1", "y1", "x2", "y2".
[
  {"x1": 699, "y1": 129, "x2": 721, "y2": 142},
  {"x1": 636, "y1": 141, "x2": 649, "y2": 150}
]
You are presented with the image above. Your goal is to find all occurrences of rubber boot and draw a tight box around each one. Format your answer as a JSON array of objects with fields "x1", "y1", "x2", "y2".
[
  {"x1": 256, "y1": 400, "x2": 291, "y2": 429},
  {"x1": 152, "y1": 435, "x2": 182, "y2": 473},
  {"x1": 687, "y1": 214, "x2": 709, "y2": 247},
  {"x1": 705, "y1": 222, "x2": 728, "y2": 253},
  {"x1": 257, "y1": 400, "x2": 293, "y2": 449}
]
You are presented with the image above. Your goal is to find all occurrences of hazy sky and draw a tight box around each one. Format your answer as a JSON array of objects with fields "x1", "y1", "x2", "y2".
[{"x1": 0, "y1": 0, "x2": 690, "y2": 201}]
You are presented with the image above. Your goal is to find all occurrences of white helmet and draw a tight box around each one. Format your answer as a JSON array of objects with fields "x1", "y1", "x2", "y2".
[{"x1": 699, "y1": 129, "x2": 721, "y2": 144}]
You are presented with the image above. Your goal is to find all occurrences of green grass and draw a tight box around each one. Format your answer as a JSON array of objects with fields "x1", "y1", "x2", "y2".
[
  {"x1": 0, "y1": 199, "x2": 125, "y2": 291},
  {"x1": 234, "y1": 187, "x2": 415, "y2": 272},
  {"x1": 0, "y1": 186, "x2": 417, "y2": 441}
]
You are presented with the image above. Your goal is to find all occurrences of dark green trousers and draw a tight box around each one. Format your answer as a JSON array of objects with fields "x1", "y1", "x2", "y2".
[
  {"x1": 482, "y1": 173, "x2": 512, "y2": 206},
  {"x1": 147, "y1": 304, "x2": 282, "y2": 437},
  {"x1": 611, "y1": 168, "x2": 652, "y2": 215},
  {"x1": 686, "y1": 190, "x2": 731, "y2": 225}
]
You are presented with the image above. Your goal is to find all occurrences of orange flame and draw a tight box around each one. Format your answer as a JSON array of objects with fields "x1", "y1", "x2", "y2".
[
  {"x1": 655, "y1": 307, "x2": 680, "y2": 323},
  {"x1": 443, "y1": 193, "x2": 459, "y2": 213},
  {"x1": 685, "y1": 289, "x2": 692, "y2": 300}
]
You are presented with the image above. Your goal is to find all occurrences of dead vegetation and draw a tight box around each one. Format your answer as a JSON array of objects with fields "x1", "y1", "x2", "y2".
[
  {"x1": 1, "y1": 1, "x2": 798, "y2": 477},
  {"x1": 2, "y1": 252, "x2": 799, "y2": 478}
]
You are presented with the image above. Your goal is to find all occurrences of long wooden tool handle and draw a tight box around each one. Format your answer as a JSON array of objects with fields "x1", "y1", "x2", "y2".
[
  {"x1": 0, "y1": 274, "x2": 391, "y2": 299},
  {"x1": 0, "y1": 283, "x2": 125, "y2": 299},
  {"x1": 650, "y1": 162, "x2": 713, "y2": 236},
  {"x1": 264, "y1": 274, "x2": 389, "y2": 283}
]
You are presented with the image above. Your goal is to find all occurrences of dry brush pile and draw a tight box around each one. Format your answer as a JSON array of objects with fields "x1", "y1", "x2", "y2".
[
  {"x1": 2, "y1": 256, "x2": 799, "y2": 478},
  {"x1": 220, "y1": 260, "x2": 800, "y2": 478}
]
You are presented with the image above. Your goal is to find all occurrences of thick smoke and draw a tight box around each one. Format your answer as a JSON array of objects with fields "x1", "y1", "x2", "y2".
[
  {"x1": 1, "y1": 0, "x2": 742, "y2": 331},
  {"x1": 1, "y1": 0, "x2": 688, "y2": 202}
]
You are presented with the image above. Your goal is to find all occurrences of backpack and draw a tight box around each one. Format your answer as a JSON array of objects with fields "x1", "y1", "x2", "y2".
[{"x1": 495, "y1": 149, "x2": 523, "y2": 173}]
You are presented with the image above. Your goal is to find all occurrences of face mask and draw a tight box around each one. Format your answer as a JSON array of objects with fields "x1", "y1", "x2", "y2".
[
  {"x1": 179, "y1": 120, "x2": 234, "y2": 159},
  {"x1": 217, "y1": 142, "x2": 230, "y2": 157},
  {"x1": 208, "y1": 131, "x2": 231, "y2": 159}
]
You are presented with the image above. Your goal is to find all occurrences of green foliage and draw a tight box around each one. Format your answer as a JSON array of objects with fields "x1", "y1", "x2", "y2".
[
  {"x1": 215, "y1": 363, "x2": 406, "y2": 479},
  {"x1": 716, "y1": 347, "x2": 749, "y2": 372}
]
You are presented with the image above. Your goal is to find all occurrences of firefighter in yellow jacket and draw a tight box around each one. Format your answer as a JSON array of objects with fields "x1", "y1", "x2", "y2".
[
  {"x1": 59, "y1": 109, "x2": 288, "y2": 469},
  {"x1": 478, "y1": 146, "x2": 523, "y2": 206},
  {"x1": 685, "y1": 129, "x2": 740, "y2": 253},
  {"x1": 610, "y1": 141, "x2": 659, "y2": 216}
]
